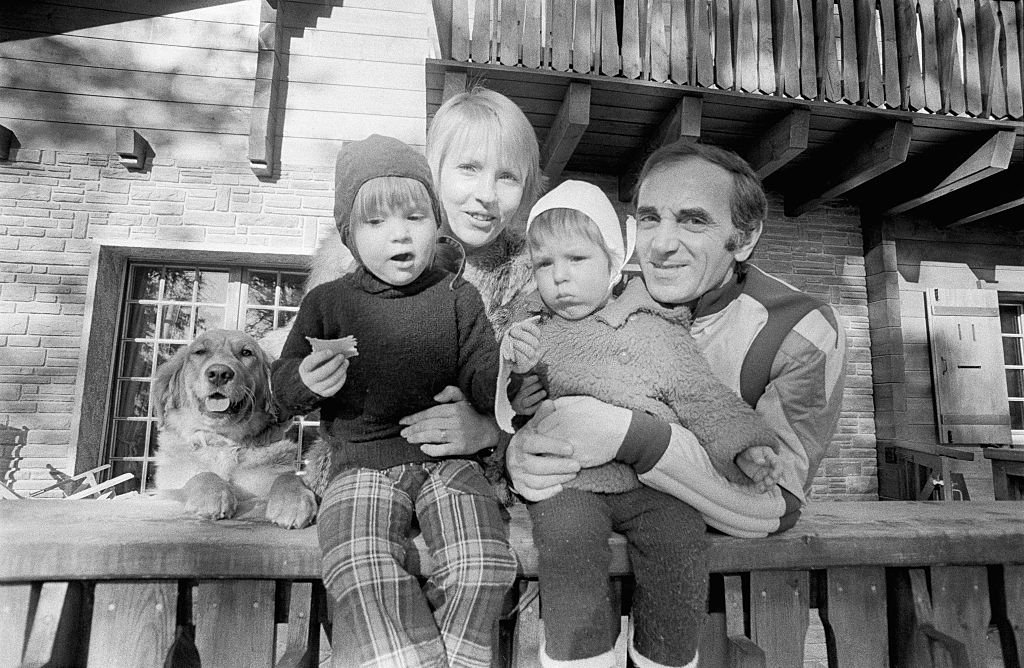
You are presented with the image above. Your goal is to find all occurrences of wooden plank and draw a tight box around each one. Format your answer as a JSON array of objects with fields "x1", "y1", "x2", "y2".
[
  {"x1": 692, "y1": 0, "x2": 713, "y2": 86},
  {"x1": 573, "y1": 0, "x2": 593, "y2": 73},
  {"x1": 88, "y1": 581, "x2": 177, "y2": 666},
  {"x1": 669, "y1": 0, "x2": 689, "y2": 84},
  {"x1": 785, "y1": 119, "x2": 912, "y2": 216},
  {"x1": 773, "y1": 0, "x2": 800, "y2": 97},
  {"x1": 936, "y1": 0, "x2": 966, "y2": 114},
  {"x1": 541, "y1": 82, "x2": 591, "y2": 182},
  {"x1": 757, "y1": 0, "x2": 776, "y2": 93},
  {"x1": 744, "y1": 107, "x2": 810, "y2": 178},
  {"x1": 442, "y1": 71, "x2": 468, "y2": 103},
  {"x1": 949, "y1": 194, "x2": 1024, "y2": 228},
  {"x1": 735, "y1": 0, "x2": 758, "y2": 92},
  {"x1": 451, "y1": 0, "x2": 470, "y2": 61},
  {"x1": 1002, "y1": 2, "x2": 1024, "y2": 119},
  {"x1": 918, "y1": 0, "x2": 944, "y2": 111},
  {"x1": 839, "y1": 0, "x2": 859, "y2": 102},
  {"x1": 878, "y1": 0, "x2": 900, "y2": 107},
  {"x1": 1000, "y1": 564, "x2": 1024, "y2": 667},
  {"x1": 499, "y1": 0, "x2": 521, "y2": 66},
  {"x1": 958, "y1": 0, "x2": 984, "y2": 116},
  {"x1": 622, "y1": 0, "x2": 642, "y2": 79},
  {"x1": 749, "y1": 570, "x2": 809, "y2": 667},
  {"x1": 815, "y1": 0, "x2": 841, "y2": 101},
  {"x1": 276, "y1": 582, "x2": 319, "y2": 668},
  {"x1": 797, "y1": 0, "x2": 816, "y2": 99},
  {"x1": 896, "y1": 0, "x2": 926, "y2": 110},
  {"x1": 471, "y1": 0, "x2": 492, "y2": 63},
  {"x1": 978, "y1": 0, "x2": 1003, "y2": 118},
  {"x1": 724, "y1": 575, "x2": 767, "y2": 667},
  {"x1": 0, "y1": 583, "x2": 33, "y2": 667},
  {"x1": 930, "y1": 566, "x2": 991, "y2": 665},
  {"x1": 598, "y1": 0, "x2": 618, "y2": 75},
  {"x1": 882, "y1": 128, "x2": 1016, "y2": 215},
  {"x1": 522, "y1": 0, "x2": 543, "y2": 68},
  {"x1": 551, "y1": 0, "x2": 573, "y2": 71},
  {"x1": 820, "y1": 567, "x2": 889, "y2": 667},
  {"x1": 714, "y1": 0, "x2": 734, "y2": 90},
  {"x1": 648, "y1": 0, "x2": 669, "y2": 82},
  {"x1": 22, "y1": 582, "x2": 83, "y2": 668},
  {"x1": 195, "y1": 580, "x2": 276, "y2": 668},
  {"x1": 617, "y1": 95, "x2": 703, "y2": 201},
  {"x1": 855, "y1": 0, "x2": 884, "y2": 106}
]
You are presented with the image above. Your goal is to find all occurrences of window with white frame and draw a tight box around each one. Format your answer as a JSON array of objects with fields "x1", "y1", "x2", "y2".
[
  {"x1": 107, "y1": 263, "x2": 314, "y2": 493},
  {"x1": 1001, "y1": 299, "x2": 1024, "y2": 445}
]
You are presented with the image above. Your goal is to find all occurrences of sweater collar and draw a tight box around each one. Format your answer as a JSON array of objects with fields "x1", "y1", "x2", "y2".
[
  {"x1": 596, "y1": 278, "x2": 691, "y2": 329},
  {"x1": 352, "y1": 265, "x2": 448, "y2": 297}
]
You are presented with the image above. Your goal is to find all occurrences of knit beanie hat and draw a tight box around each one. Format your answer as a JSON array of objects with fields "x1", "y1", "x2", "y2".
[
  {"x1": 333, "y1": 134, "x2": 446, "y2": 264},
  {"x1": 526, "y1": 180, "x2": 636, "y2": 289}
]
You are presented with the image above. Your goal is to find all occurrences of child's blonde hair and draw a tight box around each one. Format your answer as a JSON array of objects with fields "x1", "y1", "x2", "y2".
[
  {"x1": 526, "y1": 208, "x2": 616, "y2": 272},
  {"x1": 426, "y1": 87, "x2": 544, "y2": 232},
  {"x1": 351, "y1": 176, "x2": 436, "y2": 226}
]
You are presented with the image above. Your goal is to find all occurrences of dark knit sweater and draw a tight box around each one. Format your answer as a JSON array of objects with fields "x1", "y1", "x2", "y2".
[{"x1": 272, "y1": 265, "x2": 501, "y2": 474}]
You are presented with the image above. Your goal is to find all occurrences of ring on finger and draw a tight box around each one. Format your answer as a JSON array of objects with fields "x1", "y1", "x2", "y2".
[{"x1": 440, "y1": 429, "x2": 447, "y2": 442}]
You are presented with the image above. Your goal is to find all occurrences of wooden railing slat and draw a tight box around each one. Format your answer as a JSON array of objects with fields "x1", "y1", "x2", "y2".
[
  {"x1": 735, "y1": 0, "x2": 758, "y2": 92},
  {"x1": 621, "y1": 0, "x2": 641, "y2": 78},
  {"x1": 599, "y1": 0, "x2": 619, "y2": 75},
  {"x1": 959, "y1": 0, "x2": 984, "y2": 116},
  {"x1": 757, "y1": 0, "x2": 776, "y2": 93},
  {"x1": 815, "y1": 0, "x2": 841, "y2": 101},
  {"x1": 88, "y1": 581, "x2": 177, "y2": 667},
  {"x1": 433, "y1": 0, "x2": 455, "y2": 59},
  {"x1": 552, "y1": 0, "x2": 573, "y2": 71},
  {"x1": 838, "y1": 0, "x2": 859, "y2": 102},
  {"x1": 648, "y1": 0, "x2": 669, "y2": 82},
  {"x1": 573, "y1": 0, "x2": 593, "y2": 73},
  {"x1": 1002, "y1": 2, "x2": 1024, "y2": 118},
  {"x1": 22, "y1": 581, "x2": 82, "y2": 668},
  {"x1": 797, "y1": 0, "x2": 817, "y2": 99},
  {"x1": 669, "y1": 0, "x2": 688, "y2": 84},
  {"x1": 724, "y1": 575, "x2": 768, "y2": 667},
  {"x1": 749, "y1": 570, "x2": 810, "y2": 667},
  {"x1": 522, "y1": 0, "x2": 543, "y2": 68},
  {"x1": 895, "y1": 0, "x2": 925, "y2": 110},
  {"x1": 917, "y1": 0, "x2": 943, "y2": 111},
  {"x1": 930, "y1": 565, "x2": 992, "y2": 665},
  {"x1": 692, "y1": 0, "x2": 713, "y2": 86},
  {"x1": 451, "y1": 0, "x2": 470, "y2": 61},
  {"x1": 714, "y1": 0, "x2": 734, "y2": 90},
  {"x1": 499, "y1": 0, "x2": 521, "y2": 66},
  {"x1": 773, "y1": 0, "x2": 801, "y2": 97},
  {"x1": 1001, "y1": 564, "x2": 1024, "y2": 667},
  {"x1": 276, "y1": 581, "x2": 319, "y2": 668},
  {"x1": 978, "y1": 0, "x2": 1005, "y2": 119},
  {"x1": 855, "y1": 0, "x2": 885, "y2": 106},
  {"x1": 820, "y1": 567, "x2": 890, "y2": 667},
  {"x1": 471, "y1": 0, "x2": 492, "y2": 63},
  {"x1": 0, "y1": 583, "x2": 33, "y2": 667},
  {"x1": 195, "y1": 580, "x2": 276, "y2": 668},
  {"x1": 879, "y1": 0, "x2": 900, "y2": 107},
  {"x1": 936, "y1": 0, "x2": 966, "y2": 114}
]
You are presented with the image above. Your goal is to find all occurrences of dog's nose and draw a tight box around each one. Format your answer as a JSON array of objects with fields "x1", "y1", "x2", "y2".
[{"x1": 206, "y1": 364, "x2": 235, "y2": 386}]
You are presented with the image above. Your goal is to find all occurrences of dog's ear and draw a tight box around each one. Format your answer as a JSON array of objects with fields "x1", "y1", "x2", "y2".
[
  {"x1": 251, "y1": 343, "x2": 279, "y2": 421},
  {"x1": 152, "y1": 346, "x2": 189, "y2": 425}
]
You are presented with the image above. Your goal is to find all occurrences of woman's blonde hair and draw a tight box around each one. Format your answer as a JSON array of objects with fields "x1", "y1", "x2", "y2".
[{"x1": 426, "y1": 87, "x2": 545, "y2": 233}]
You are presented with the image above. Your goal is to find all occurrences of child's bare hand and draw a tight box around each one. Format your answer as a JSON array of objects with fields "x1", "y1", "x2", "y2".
[
  {"x1": 299, "y1": 350, "x2": 349, "y2": 397},
  {"x1": 502, "y1": 316, "x2": 542, "y2": 374},
  {"x1": 736, "y1": 446, "x2": 783, "y2": 493},
  {"x1": 511, "y1": 374, "x2": 546, "y2": 416}
]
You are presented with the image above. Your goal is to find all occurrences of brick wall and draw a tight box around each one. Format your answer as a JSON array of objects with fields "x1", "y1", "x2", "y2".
[{"x1": 0, "y1": 150, "x2": 874, "y2": 500}]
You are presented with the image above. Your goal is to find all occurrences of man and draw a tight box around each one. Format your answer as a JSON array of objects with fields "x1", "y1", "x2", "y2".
[{"x1": 506, "y1": 140, "x2": 847, "y2": 537}]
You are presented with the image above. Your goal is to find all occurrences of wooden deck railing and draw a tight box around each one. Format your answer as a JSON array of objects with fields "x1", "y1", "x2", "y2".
[
  {"x1": 3, "y1": 498, "x2": 1024, "y2": 666},
  {"x1": 431, "y1": 0, "x2": 1024, "y2": 120}
]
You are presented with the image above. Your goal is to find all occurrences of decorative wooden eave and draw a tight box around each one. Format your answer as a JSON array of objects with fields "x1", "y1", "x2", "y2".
[{"x1": 427, "y1": 0, "x2": 1024, "y2": 229}]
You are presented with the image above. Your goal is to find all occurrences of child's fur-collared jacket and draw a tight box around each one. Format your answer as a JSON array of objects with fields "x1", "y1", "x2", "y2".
[{"x1": 512, "y1": 278, "x2": 780, "y2": 493}]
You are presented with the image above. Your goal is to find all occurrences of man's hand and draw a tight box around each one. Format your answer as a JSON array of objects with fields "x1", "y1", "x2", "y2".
[
  {"x1": 534, "y1": 396, "x2": 632, "y2": 469},
  {"x1": 502, "y1": 316, "x2": 542, "y2": 374},
  {"x1": 399, "y1": 386, "x2": 500, "y2": 457},
  {"x1": 299, "y1": 350, "x2": 349, "y2": 397},
  {"x1": 510, "y1": 374, "x2": 546, "y2": 416},
  {"x1": 735, "y1": 446, "x2": 784, "y2": 493},
  {"x1": 506, "y1": 401, "x2": 580, "y2": 501}
]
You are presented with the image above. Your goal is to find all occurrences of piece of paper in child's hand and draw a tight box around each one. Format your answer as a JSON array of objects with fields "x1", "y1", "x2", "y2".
[{"x1": 306, "y1": 335, "x2": 359, "y2": 358}]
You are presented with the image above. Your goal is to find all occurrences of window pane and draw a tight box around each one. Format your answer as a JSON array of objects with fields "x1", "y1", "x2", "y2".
[
  {"x1": 280, "y1": 273, "x2": 305, "y2": 307},
  {"x1": 248, "y1": 272, "x2": 277, "y2": 306},
  {"x1": 196, "y1": 270, "x2": 229, "y2": 304},
  {"x1": 111, "y1": 459, "x2": 149, "y2": 495},
  {"x1": 246, "y1": 308, "x2": 275, "y2": 339},
  {"x1": 125, "y1": 304, "x2": 159, "y2": 339},
  {"x1": 1008, "y1": 369, "x2": 1024, "y2": 398},
  {"x1": 115, "y1": 380, "x2": 151, "y2": 418},
  {"x1": 279, "y1": 310, "x2": 297, "y2": 329},
  {"x1": 1005, "y1": 337, "x2": 1023, "y2": 367},
  {"x1": 129, "y1": 267, "x2": 162, "y2": 300},
  {"x1": 1001, "y1": 305, "x2": 1020, "y2": 334},
  {"x1": 1011, "y1": 401, "x2": 1024, "y2": 431},
  {"x1": 120, "y1": 341, "x2": 156, "y2": 377},
  {"x1": 161, "y1": 305, "x2": 193, "y2": 340},
  {"x1": 163, "y1": 268, "x2": 196, "y2": 301},
  {"x1": 196, "y1": 306, "x2": 226, "y2": 334},
  {"x1": 110, "y1": 420, "x2": 150, "y2": 459}
]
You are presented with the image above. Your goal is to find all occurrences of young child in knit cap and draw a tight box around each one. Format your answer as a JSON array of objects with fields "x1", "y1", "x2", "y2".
[
  {"x1": 497, "y1": 180, "x2": 782, "y2": 668},
  {"x1": 272, "y1": 134, "x2": 517, "y2": 668}
]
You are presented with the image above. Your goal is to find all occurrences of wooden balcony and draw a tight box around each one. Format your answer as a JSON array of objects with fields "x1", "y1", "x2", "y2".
[
  {"x1": 428, "y1": 0, "x2": 1024, "y2": 227},
  {"x1": 3, "y1": 498, "x2": 1024, "y2": 666}
]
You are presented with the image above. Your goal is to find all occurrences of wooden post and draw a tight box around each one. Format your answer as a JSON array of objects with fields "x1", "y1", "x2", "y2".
[
  {"x1": 541, "y1": 82, "x2": 591, "y2": 183},
  {"x1": 249, "y1": 0, "x2": 282, "y2": 177},
  {"x1": 195, "y1": 580, "x2": 277, "y2": 667},
  {"x1": 88, "y1": 582, "x2": 178, "y2": 666}
]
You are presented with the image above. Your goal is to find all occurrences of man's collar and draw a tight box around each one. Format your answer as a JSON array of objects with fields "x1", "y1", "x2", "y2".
[{"x1": 690, "y1": 263, "x2": 747, "y2": 318}]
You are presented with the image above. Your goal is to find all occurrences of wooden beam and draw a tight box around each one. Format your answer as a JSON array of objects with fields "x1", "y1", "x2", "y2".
[
  {"x1": 948, "y1": 196, "x2": 1024, "y2": 228},
  {"x1": 115, "y1": 128, "x2": 148, "y2": 170},
  {"x1": 617, "y1": 95, "x2": 703, "y2": 201},
  {"x1": 0, "y1": 124, "x2": 12, "y2": 160},
  {"x1": 883, "y1": 129, "x2": 1016, "y2": 215},
  {"x1": 441, "y1": 70, "x2": 467, "y2": 104},
  {"x1": 541, "y1": 82, "x2": 591, "y2": 183},
  {"x1": 248, "y1": 0, "x2": 282, "y2": 177},
  {"x1": 785, "y1": 120, "x2": 913, "y2": 217},
  {"x1": 744, "y1": 107, "x2": 810, "y2": 179}
]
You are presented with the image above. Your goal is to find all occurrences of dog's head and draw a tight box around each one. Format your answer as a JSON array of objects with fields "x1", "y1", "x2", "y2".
[{"x1": 152, "y1": 329, "x2": 276, "y2": 430}]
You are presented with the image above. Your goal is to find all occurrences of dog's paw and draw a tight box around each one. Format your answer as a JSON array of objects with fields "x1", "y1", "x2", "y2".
[
  {"x1": 182, "y1": 472, "x2": 237, "y2": 520},
  {"x1": 266, "y1": 473, "x2": 318, "y2": 529}
]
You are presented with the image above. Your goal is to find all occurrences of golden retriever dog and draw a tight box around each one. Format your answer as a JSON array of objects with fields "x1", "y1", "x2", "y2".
[{"x1": 152, "y1": 329, "x2": 317, "y2": 528}]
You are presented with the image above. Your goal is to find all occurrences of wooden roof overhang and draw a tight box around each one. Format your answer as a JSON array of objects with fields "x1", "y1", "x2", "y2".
[{"x1": 427, "y1": 60, "x2": 1024, "y2": 229}]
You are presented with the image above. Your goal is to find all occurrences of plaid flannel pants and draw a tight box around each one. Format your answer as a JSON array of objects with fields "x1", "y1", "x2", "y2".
[{"x1": 318, "y1": 460, "x2": 517, "y2": 668}]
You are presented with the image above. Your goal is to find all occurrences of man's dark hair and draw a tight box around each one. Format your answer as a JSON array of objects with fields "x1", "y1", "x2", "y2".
[{"x1": 635, "y1": 141, "x2": 767, "y2": 251}]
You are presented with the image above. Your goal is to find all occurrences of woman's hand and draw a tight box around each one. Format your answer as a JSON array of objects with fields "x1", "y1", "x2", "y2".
[
  {"x1": 399, "y1": 386, "x2": 500, "y2": 456},
  {"x1": 510, "y1": 374, "x2": 546, "y2": 416}
]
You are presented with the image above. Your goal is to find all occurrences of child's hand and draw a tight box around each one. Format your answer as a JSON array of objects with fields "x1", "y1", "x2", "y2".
[
  {"x1": 511, "y1": 374, "x2": 547, "y2": 416},
  {"x1": 736, "y1": 446, "x2": 784, "y2": 493},
  {"x1": 299, "y1": 350, "x2": 349, "y2": 397},
  {"x1": 501, "y1": 316, "x2": 542, "y2": 374}
]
